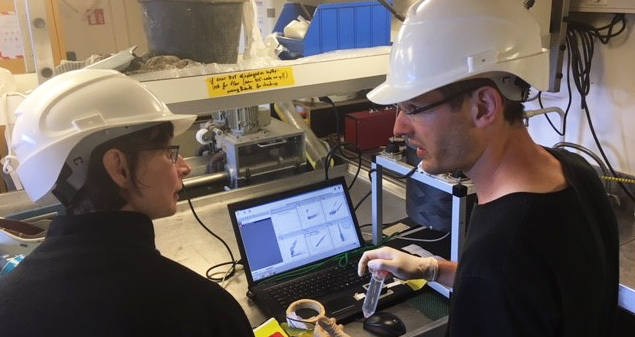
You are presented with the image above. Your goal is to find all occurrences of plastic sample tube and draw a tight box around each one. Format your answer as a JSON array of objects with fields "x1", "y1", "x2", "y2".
[{"x1": 362, "y1": 270, "x2": 388, "y2": 318}]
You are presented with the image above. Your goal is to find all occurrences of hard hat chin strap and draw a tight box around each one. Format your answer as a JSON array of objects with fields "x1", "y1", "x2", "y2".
[
  {"x1": 52, "y1": 164, "x2": 77, "y2": 207},
  {"x1": 1, "y1": 92, "x2": 26, "y2": 190}
]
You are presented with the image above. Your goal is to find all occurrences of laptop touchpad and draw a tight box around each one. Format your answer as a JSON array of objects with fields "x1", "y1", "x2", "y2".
[{"x1": 324, "y1": 296, "x2": 357, "y2": 316}]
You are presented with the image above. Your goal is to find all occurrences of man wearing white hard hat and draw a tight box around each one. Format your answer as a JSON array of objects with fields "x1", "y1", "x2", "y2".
[
  {"x1": 317, "y1": 0, "x2": 618, "y2": 336},
  {"x1": 0, "y1": 69, "x2": 255, "y2": 336}
]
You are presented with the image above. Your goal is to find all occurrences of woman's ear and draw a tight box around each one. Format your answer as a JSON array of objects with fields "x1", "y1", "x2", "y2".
[
  {"x1": 470, "y1": 86, "x2": 503, "y2": 128},
  {"x1": 102, "y1": 149, "x2": 131, "y2": 189}
]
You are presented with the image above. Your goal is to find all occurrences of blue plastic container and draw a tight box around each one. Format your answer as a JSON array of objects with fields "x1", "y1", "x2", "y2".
[{"x1": 273, "y1": 1, "x2": 392, "y2": 59}]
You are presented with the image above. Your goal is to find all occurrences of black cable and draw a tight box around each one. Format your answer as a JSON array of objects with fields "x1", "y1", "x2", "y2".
[
  {"x1": 324, "y1": 142, "x2": 363, "y2": 191},
  {"x1": 355, "y1": 168, "x2": 377, "y2": 211},
  {"x1": 354, "y1": 190, "x2": 372, "y2": 212},
  {"x1": 538, "y1": 92, "x2": 565, "y2": 136},
  {"x1": 393, "y1": 164, "x2": 418, "y2": 180},
  {"x1": 359, "y1": 223, "x2": 386, "y2": 229},
  {"x1": 350, "y1": 148, "x2": 362, "y2": 190},
  {"x1": 318, "y1": 96, "x2": 341, "y2": 147},
  {"x1": 581, "y1": 101, "x2": 635, "y2": 202},
  {"x1": 297, "y1": 0, "x2": 313, "y2": 20},
  {"x1": 353, "y1": 169, "x2": 377, "y2": 211},
  {"x1": 565, "y1": 14, "x2": 634, "y2": 202},
  {"x1": 565, "y1": 39, "x2": 574, "y2": 116},
  {"x1": 318, "y1": 97, "x2": 359, "y2": 160},
  {"x1": 354, "y1": 165, "x2": 418, "y2": 211},
  {"x1": 376, "y1": 0, "x2": 405, "y2": 22},
  {"x1": 181, "y1": 185, "x2": 239, "y2": 282}
]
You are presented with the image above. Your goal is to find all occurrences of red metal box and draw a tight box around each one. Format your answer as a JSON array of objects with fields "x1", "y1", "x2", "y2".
[{"x1": 344, "y1": 107, "x2": 397, "y2": 151}]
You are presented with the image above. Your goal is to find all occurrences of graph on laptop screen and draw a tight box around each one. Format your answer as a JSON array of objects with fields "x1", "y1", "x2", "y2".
[{"x1": 234, "y1": 183, "x2": 362, "y2": 282}]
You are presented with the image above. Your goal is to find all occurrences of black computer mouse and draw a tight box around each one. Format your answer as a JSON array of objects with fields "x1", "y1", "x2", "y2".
[{"x1": 363, "y1": 312, "x2": 406, "y2": 337}]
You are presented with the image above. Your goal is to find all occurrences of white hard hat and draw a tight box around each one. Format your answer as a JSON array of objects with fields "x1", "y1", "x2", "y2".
[
  {"x1": 368, "y1": 0, "x2": 549, "y2": 105},
  {"x1": 11, "y1": 69, "x2": 197, "y2": 202}
]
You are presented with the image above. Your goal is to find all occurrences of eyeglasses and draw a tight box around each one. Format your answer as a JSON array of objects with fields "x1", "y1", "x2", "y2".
[
  {"x1": 140, "y1": 145, "x2": 180, "y2": 163},
  {"x1": 397, "y1": 85, "x2": 484, "y2": 118}
]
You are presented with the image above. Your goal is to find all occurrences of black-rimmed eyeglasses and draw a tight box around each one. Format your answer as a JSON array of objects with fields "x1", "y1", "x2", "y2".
[
  {"x1": 396, "y1": 85, "x2": 484, "y2": 118},
  {"x1": 140, "y1": 145, "x2": 180, "y2": 163}
]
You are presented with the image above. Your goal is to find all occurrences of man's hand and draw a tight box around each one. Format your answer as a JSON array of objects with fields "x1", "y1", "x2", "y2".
[
  {"x1": 358, "y1": 246, "x2": 439, "y2": 281},
  {"x1": 313, "y1": 317, "x2": 351, "y2": 337}
]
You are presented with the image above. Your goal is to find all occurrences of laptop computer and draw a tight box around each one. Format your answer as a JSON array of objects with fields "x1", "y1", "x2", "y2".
[{"x1": 227, "y1": 177, "x2": 415, "y2": 323}]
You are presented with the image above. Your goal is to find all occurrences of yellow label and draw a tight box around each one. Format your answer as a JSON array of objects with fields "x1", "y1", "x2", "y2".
[
  {"x1": 253, "y1": 317, "x2": 290, "y2": 337},
  {"x1": 207, "y1": 67, "x2": 295, "y2": 97},
  {"x1": 405, "y1": 279, "x2": 427, "y2": 291}
]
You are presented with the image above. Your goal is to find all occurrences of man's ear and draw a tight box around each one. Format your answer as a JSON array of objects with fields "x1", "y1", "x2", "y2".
[
  {"x1": 470, "y1": 86, "x2": 503, "y2": 128},
  {"x1": 102, "y1": 149, "x2": 131, "y2": 188}
]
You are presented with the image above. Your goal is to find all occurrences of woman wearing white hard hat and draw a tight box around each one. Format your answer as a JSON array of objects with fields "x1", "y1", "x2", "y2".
[
  {"x1": 0, "y1": 69, "x2": 255, "y2": 336},
  {"x1": 318, "y1": 0, "x2": 618, "y2": 336}
]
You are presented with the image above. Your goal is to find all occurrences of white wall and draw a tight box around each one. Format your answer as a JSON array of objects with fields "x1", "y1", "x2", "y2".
[
  {"x1": 525, "y1": 13, "x2": 635, "y2": 176},
  {"x1": 57, "y1": 0, "x2": 148, "y2": 60}
]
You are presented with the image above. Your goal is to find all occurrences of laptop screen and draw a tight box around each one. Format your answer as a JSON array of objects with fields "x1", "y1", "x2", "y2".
[{"x1": 229, "y1": 178, "x2": 363, "y2": 283}]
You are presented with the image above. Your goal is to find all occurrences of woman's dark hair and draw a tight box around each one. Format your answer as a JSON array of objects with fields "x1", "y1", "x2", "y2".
[
  {"x1": 68, "y1": 122, "x2": 174, "y2": 214},
  {"x1": 438, "y1": 78, "x2": 526, "y2": 124}
]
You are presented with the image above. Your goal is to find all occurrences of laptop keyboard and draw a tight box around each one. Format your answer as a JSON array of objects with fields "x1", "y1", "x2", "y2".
[{"x1": 267, "y1": 264, "x2": 371, "y2": 308}]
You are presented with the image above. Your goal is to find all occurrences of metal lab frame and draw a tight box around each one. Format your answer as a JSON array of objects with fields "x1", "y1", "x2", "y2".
[
  {"x1": 371, "y1": 155, "x2": 476, "y2": 298},
  {"x1": 14, "y1": 1, "x2": 390, "y2": 110},
  {"x1": 13, "y1": 0, "x2": 55, "y2": 83}
]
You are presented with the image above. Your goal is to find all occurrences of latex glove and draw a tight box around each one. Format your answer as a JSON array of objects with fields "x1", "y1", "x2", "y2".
[
  {"x1": 358, "y1": 246, "x2": 439, "y2": 281},
  {"x1": 314, "y1": 316, "x2": 352, "y2": 337}
]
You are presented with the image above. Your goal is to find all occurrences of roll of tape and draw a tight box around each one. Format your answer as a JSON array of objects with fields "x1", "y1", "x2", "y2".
[{"x1": 285, "y1": 299, "x2": 326, "y2": 330}]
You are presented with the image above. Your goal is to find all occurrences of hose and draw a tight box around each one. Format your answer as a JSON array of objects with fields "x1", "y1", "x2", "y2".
[{"x1": 552, "y1": 142, "x2": 610, "y2": 193}]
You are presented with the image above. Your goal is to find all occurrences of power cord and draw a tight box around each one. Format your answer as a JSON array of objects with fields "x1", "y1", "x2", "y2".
[
  {"x1": 319, "y1": 96, "x2": 364, "y2": 191},
  {"x1": 181, "y1": 184, "x2": 239, "y2": 285},
  {"x1": 392, "y1": 231, "x2": 450, "y2": 243},
  {"x1": 324, "y1": 143, "x2": 362, "y2": 191},
  {"x1": 565, "y1": 13, "x2": 634, "y2": 202},
  {"x1": 318, "y1": 96, "x2": 342, "y2": 148},
  {"x1": 354, "y1": 164, "x2": 418, "y2": 212},
  {"x1": 376, "y1": 0, "x2": 405, "y2": 22},
  {"x1": 537, "y1": 33, "x2": 575, "y2": 138},
  {"x1": 538, "y1": 92, "x2": 565, "y2": 136}
]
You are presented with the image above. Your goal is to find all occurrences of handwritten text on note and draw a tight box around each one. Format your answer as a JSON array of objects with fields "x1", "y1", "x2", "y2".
[{"x1": 206, "y1": 67, "x2": 296, "y2": 97}]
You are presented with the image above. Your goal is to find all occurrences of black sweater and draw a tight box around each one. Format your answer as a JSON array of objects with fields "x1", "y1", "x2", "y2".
[
  {"x1": 0, "y1": 211, "x2": 255, "y2": 337},
  {"x1": 448, "y1": 148, "x2": 619, "y2": 336}
]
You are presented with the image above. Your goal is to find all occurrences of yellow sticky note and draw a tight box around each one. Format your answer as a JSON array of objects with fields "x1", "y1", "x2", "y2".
[
  {"x1": 405, "y1": 279, "x2": 427, "y2": 291},
  {"x1": 253, "y1": 317, "x2": 289, "y2": 337},
  {"x1": 207, "y1": 67, "x2": 295, "y2": 97}
]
